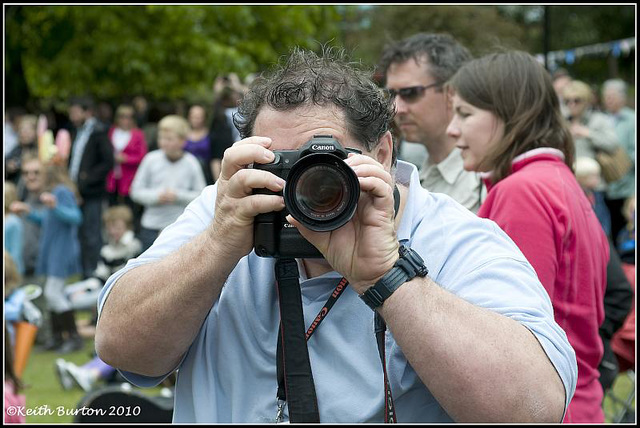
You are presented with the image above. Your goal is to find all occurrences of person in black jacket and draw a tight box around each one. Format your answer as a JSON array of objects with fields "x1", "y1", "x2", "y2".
[{"x1": 67, "y1": 96, "x2": 114, "y2": 279}]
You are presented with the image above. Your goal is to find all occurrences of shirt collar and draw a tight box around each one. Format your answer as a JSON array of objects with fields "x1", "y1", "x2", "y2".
[
  {"x1": 512, "y1": 147, "x2": 565, "y2": 164},
  {"x1": 421, "y1": 147, "x2": 465, "y2": 185},
  {"x1": 395, "y1": 160, "x2": 420, "y2": 244}
]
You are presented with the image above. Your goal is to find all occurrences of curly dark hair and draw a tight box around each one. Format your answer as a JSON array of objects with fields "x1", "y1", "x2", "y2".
[{"x1": 234, "y1": 46, "x2": 396, "y2": 161}]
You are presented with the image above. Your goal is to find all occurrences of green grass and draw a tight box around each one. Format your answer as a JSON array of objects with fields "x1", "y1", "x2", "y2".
[
  {"x1": 21, "y1": 338, "x2": 98, "y2": 423},
  {"x1": 18, "y1": 310, "x2": 165, "y2": 423},
  {"x1": 603, "y1": 370, "x2": 636, "y2": 423}
]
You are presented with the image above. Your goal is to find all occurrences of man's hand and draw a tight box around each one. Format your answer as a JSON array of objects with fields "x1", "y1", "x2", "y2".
[
  {"x1": 288, "y1": 153, "x2": 399, "y2": 294},
  {"x1": 210, "y1": 136, "x2": 286, "y2": 261}
]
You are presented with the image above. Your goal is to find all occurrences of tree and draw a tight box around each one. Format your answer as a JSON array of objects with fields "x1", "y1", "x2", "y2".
[
  {"x1": 5, "y1": 5, "x2": 342, "y2": 108},
  {"x1": 5, "y1": 5, "x2": 635, "y2": 109},
  {"x1": 338, "y1": 5, "x2": 635, "y2": 85},
  {"x1": 339, "y1": 5, "x2": 526, "y2": 68}
]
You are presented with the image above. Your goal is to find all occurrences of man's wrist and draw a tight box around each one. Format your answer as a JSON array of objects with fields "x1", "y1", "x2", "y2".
[
  {"x1": 350, "y1": 254, "x2": 399, "y2": 295},
  {"x1": 359, "y1": 245, "x2": 428, "y2": 310}
]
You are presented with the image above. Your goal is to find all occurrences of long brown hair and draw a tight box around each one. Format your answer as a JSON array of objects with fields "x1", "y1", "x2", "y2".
[
  {"x1": 447, "y1": 50, "x2": 574, "y2": 184},
  {"x1": 42, "y1": 163, "x2": 80, "y2": 201}
]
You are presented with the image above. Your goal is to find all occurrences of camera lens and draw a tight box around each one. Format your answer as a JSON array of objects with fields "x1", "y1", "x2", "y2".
[
  {"x1": 285, "y1": 153, "x2": 359, "y2": 232},
  {"x1": 295, "y1": 165, "x2": 345, "y2": 218}
]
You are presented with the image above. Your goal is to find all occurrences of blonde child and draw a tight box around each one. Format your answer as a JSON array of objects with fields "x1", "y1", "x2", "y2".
[
  {"x1": 64, "y1": 205, "x2": 142, "y2": 311},
  {"x1": 130, "y1": 115, "x2": 206, "y2": 251}
]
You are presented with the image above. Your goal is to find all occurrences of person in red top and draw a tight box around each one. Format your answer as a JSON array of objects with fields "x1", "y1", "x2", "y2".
[
  {"x1": 445, "y1": 51, "x2": 609, "y2": 423},
  {"x1": 106, "y1": 104, "x2": 148, "y2": 231}
]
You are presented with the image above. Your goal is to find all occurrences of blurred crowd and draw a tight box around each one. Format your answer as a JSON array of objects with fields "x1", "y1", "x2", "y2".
[
  {"x1": 4, "y1": 74, "x2": 248, "y2": 417},
  {"x1": 3, "y1": 41, "x2": 636, "y2": 424}
]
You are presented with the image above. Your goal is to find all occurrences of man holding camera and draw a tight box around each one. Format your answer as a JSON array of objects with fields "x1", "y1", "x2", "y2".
[{"x1": 96, "y1": 47, "x2": 576, "y2": 423}]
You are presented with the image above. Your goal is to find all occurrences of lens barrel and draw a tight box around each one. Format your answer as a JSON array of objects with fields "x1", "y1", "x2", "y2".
[{"x1": 284, "y1": 153, "x2": 359, "y2": 232}]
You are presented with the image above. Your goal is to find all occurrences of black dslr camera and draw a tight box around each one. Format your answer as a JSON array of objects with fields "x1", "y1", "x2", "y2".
[{"x1": 253, "y1": 135, "x2": 361, "y2": 258}]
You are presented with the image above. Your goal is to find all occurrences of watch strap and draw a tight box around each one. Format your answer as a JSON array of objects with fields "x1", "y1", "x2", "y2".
[{"x1": 360, "y1": 245, "x2": 428, "y2": 310}]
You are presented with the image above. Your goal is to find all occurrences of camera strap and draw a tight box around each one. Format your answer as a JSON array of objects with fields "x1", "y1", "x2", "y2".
[
  {"x1": 273, "y1": 185, "x2": 401, "y2": 423},
  {"x1": 275, "y1": 266, "x2": 397, "y2": 423},
  {"x1": 375, "y1": 313, "x2": 397, "y2": 423},
  {"x1": 275, "y1": 258, "x2": 320, "y2": 423}
]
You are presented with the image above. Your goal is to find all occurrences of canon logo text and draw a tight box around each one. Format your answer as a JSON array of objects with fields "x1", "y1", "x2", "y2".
[{"x1": 311, "y1": 144, "x2": 334, "y2": 151}]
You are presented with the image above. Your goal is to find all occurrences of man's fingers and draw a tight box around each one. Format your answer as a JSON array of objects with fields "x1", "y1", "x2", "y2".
[
  {"x1": 219, "y1": 137, "x2": 274, "y2": 181},
  {"x1": 236, "y1": 194, "x2": 285, "y2": 220},
  {"x1": 349, "y1": 163, "x2": 393, "y2": 187},
  {"x1": 358, "y1": 176, "x2": 394, "y2": 200},
  {"x1": 346, "y1": 153, "x2": 393, "y2": 186},
  {"x1": 225, "y1": 169, "x2": 285, "y2": 198}
]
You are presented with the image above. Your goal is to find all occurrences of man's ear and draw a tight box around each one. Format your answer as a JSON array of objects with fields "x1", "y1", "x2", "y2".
[
  {"x1": 445, "y1": 86, "x2": 455, "y2": 117},
  {"x1": 375, "y1": 131, "x2": 394, "y2": 171}
]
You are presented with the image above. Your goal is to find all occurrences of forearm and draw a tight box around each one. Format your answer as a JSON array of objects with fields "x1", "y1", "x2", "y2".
[
  {"x1": 380, "y1": 278, "x2": 565, "y2": 423},
  {"x1": 95, "y1": 225, "x2": 240, "y2": 377},
  {"x1": 52, "y1": 203, "x2": 83, "y2": 225},
  {"x1": 130, "y1": 186, "x2": 161, "y2": 206}
]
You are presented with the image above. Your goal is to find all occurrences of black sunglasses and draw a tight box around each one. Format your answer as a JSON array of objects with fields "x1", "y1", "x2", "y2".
[{"x1": 386, "y1": 82, "x2": 441, "y2": 102}]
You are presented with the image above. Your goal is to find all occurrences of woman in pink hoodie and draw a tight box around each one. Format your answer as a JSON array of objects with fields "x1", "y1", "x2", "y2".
[{"x1": 445, "y1": 51, "x2": 609, "y2": 423}]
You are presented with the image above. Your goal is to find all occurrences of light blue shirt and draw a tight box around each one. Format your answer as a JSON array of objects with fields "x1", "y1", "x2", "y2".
[{"x1": 98, "y1": 161, "x2": 577, "y2": 423}]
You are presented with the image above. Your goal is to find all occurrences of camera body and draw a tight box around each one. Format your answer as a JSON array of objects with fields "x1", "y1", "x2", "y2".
[{"x1": 253, "y1": 135, "x2": 361, "y2": 258}]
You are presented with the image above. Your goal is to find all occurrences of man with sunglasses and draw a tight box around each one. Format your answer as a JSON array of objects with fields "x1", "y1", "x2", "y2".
[{"x1": 379, "y1": 33, "x2": 484, "y2": 213}]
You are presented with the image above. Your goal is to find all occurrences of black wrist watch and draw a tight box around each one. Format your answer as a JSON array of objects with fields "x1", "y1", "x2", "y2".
[{"x1": 360, "y1": 245, "x2": 428, "y2": 310}]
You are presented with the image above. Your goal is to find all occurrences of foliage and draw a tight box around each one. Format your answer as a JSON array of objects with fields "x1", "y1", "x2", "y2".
[
  {"x1": 5, "y1": 5, "x2": 635, "y2": 109},
  {"x1": 349, "y1": 5, "x2": 527, "y2": 64},
  {"x1": 6, "y1": 5, "x2": 342, "y2": 106},
  {"x1": 543, "y1": 5, "x2": 635, "y2": 51},
  {"x1": 339, "y1": 5, "x2": 635, "y2": 83}
]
